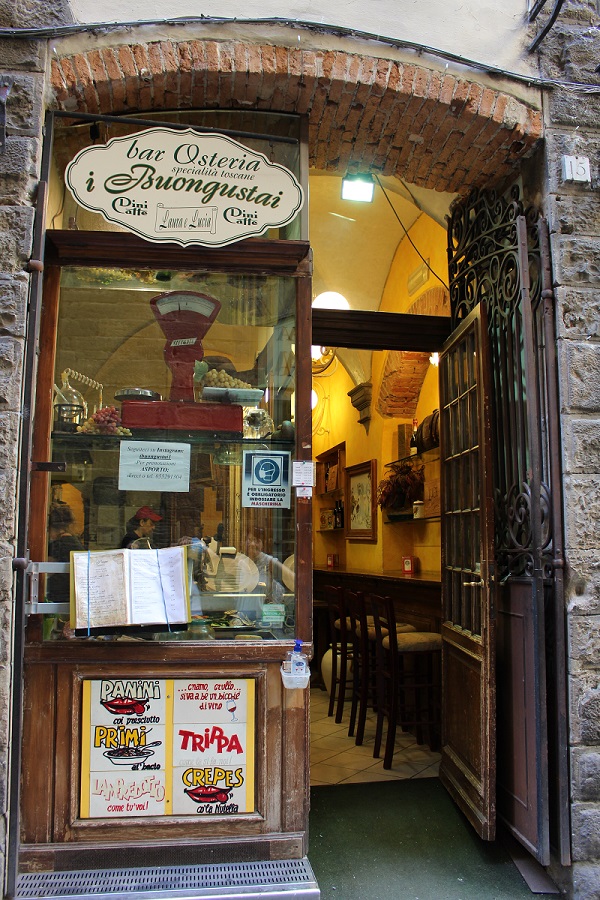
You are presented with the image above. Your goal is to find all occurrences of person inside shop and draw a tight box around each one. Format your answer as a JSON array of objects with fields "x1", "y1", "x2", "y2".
[
  {"x1": 244, "y1": 529, "x2": 293, "y2": 604},
  {"x1": 120, "y1": 506, "x2": 162, "y2": 549},
  {"x1": 47, "y1": 503, "x2": 84, "y2": 602}
]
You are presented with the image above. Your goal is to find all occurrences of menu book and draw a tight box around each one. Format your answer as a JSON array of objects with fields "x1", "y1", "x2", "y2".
[{"x1": 70, "y1": 546, "x2": 191, "y2": 631}]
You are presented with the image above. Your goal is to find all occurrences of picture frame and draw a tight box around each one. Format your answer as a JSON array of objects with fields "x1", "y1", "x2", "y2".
[{"x1": 344, "y1": 459, "x2": 377, "y2": 542}]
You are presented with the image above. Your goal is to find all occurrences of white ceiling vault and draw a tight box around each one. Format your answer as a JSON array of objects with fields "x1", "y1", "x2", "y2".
[
  {"x1": 308, "y1": 173, "x2": 456, "y2": 313},
  {"x1": 308, "y1": 173, "x2": 455, "y2": 386}
]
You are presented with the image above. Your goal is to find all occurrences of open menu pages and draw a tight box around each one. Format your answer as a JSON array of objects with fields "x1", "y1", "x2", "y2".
[{"x1": 70, "y1": 546, "x2": 190, "y2": 630}]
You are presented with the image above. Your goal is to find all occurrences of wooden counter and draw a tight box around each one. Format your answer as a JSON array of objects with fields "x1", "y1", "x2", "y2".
[
  {"x1": 313, "y1": 565, "x2": 442, "y2": 631},
  {"x1": 312, "y1": 566, "x2": 442, "y2": 677}
]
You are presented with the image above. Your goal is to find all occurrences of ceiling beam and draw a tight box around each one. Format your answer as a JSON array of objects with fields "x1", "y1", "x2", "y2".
[{"x1": 312, "y1": 308, "x2": 452, "y2": 352}]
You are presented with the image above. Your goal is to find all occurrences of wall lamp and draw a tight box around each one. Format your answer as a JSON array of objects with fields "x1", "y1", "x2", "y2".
[{"x1": 341, "y1": 174, "x2": 375, "y2": 202}]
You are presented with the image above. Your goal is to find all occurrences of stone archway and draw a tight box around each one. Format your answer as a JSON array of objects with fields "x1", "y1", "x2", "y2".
[{"x1": 50, "y1": 36, "x2": 542, "y2": 193}]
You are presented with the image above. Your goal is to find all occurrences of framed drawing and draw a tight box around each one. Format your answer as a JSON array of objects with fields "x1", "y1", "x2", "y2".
[{"x1": 344, "y1": 459, "x2": 377, "y2": 542}]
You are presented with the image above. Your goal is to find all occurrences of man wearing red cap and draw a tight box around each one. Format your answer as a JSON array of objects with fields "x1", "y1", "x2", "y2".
[{"x1": 120, "y1": 506, "x2": 162, "y2": 549}]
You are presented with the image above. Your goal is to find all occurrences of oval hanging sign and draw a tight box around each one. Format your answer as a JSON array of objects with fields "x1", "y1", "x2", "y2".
[{"x1": 65, "y1": 127, "x2": 304, "y2": 247}]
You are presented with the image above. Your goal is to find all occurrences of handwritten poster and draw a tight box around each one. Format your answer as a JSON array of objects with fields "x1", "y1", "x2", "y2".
[
  {"x1": 81, "y1": 677, "x2": 255, "y2": 818},
  {"x1": 118, "y1": 441, "x2": 191, "y2": 492}
]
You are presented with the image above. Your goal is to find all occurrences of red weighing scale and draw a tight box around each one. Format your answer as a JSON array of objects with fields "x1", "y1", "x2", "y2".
[{"x1": 120, "y1": 290, "x2": 243, "y2": 432}]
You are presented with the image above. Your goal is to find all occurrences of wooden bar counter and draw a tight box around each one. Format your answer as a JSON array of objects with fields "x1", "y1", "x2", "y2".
[{"x1": 312, "y1": 566, "x2": 442, "y2": 676}]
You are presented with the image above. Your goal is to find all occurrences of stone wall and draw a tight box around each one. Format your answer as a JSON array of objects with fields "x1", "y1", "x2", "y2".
[
  {"x1": 539, "y1": 1, "x2": 600, "y2": 896},
  {"x1": 0, "y1": 0, "x2": 70, "y2": 888}
]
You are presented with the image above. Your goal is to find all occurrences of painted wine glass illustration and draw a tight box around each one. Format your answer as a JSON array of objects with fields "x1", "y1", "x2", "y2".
[{"x1": 226, "y1": 699, "x2": 238, "y2": 722}]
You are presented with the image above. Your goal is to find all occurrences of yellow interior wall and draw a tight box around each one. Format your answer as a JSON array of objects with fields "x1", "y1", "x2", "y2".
[{"x1": 312, "y1": 213, "x2": 446, "y2": 576}]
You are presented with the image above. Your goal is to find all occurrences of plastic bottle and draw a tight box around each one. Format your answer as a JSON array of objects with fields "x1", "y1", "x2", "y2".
[{"x1": 286, "y1": 639, "x2": 308, "y2": 676}]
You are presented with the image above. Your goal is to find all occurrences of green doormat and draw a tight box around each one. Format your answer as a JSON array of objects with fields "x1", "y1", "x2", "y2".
[{"x1": 309, "y1": 780, "x2": 557, "y2": 900}]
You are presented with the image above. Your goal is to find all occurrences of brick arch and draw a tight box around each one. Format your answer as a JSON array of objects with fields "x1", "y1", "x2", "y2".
[
  {"x1": 50, "y1": 37, "x2": 542, "y2": 193},
  {"x1": 377, "y1": 286, "x2": 450, "y2": 418}
]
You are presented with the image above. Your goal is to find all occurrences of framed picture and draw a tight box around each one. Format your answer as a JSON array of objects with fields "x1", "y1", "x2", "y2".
[{"x1": 344, "y1": 459, "x2": 377, "y2": 542}]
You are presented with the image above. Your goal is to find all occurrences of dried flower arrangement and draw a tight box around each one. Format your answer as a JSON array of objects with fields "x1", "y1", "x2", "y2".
[{"x1": 376, "y1": 460, "x2": 425, "y2": 510}]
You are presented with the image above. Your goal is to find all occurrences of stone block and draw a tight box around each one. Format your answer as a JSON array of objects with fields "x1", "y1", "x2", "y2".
[
  {"x1": 563, "y1": 417, "x2": 600, "y2": 474},
  {"x1": 0, "y1": 274, "x2": 28, "y2": 337},
  {"x1": 567, "y1": 550, "x2": 600, "y2": 615},
  {"x1": 540, "y1": 26, "x2": 600, "y2": 85},
  {"x1": 562, "y1": 343, "x2": 600, "y2": 411},
  {"x1": 571, "y1": 863, "x2": 600, "y2": 900},
  {"x1": 5, "y1": 74, "x2": 44, "y2": 137},
  {"x1": 545, "y1": 131, "x2": 600, "y2": 198},
  {"x1": 0, "y1": 605, "x2": 10, "y2": 666},
  {"x1": 572, "y1": 747, "x2": 600, "y2": 802},
  {"x1": 0, "y1": 38, "x2": 47, "y2": 71},
  {"x1": 571, "y1": 803, "x2": 600, "y2": 861},
  {"x1": 0, "y1": 0, "x2": 73, "y2": 28},
  {"x1": 569, "y1": 671, "x2": 600, "y2": 744},
  {"x1": 0, "y1": 337, "x2": 23, "y2": 408},
  {"x1": 563, "y1": 476, "x2": 600, "y2": 551},
  {"x1": 569, "y1": 615, "x2": 600, "y2": 671},
  {"x1": 0, "y1": 206, "x2": 35, "y2": 270},
  {"x1": 547, "y1": 85, "x2": 600, "y2": 130},
  {"x1": 555, "y1": 286, "x2": 600, "y2": 341},
  {"x1": 0, "y1": 137, "x2": 40, "y2": 205},
  {"x1": 0, "y1": 470, "x2": 17, "y2": 544},
  {"x1": 548, "y1": 193, "x2": 600, "y2": 240},
  {"x1": 551, "y1": 236, "x2": 600, "y2": 287}
]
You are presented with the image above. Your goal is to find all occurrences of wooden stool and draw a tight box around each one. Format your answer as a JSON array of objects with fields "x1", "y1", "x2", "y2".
[
  {"x1": 370, "y1": 592, "x2": 441, "y2": 769},
  {"x1": 323, "y1": 584, "x2": 353, "y2": 721},
  {"x1": 346, "y1": 590, "x2": 416, "y2": 746}
]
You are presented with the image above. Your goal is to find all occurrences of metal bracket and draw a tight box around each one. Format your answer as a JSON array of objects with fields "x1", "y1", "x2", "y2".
[
  {"x1": 22, "y1": 561, "x2": 71, "y2": 616},
  {"x1": 0, "y1": 76, "x2": 14, "y2": 154},
  {"x1": 31, "y1": 461, "x2": 67, "y2": 472}
]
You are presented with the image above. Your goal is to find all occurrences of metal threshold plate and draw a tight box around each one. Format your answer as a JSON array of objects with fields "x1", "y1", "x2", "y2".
[{"x1": 16, "y1": 859, "x2": 320, "y2": 900}]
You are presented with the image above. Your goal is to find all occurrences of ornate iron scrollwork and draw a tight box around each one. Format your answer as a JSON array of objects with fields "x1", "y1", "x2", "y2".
[{"x1": 448, "y1": 186, "x2": 554, "y2": 582}]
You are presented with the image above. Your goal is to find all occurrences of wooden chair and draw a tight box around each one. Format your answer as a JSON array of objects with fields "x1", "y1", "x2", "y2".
[
  {"x1": 346, "y1": 589, "x2": 417, "y2": 746},
  {"x1": 369, "y1": 592, "x2": 441, "y2": 769},
  {"x1": 345, "y1": 588, "x2": 370, "y2": 745},
  {"x1": 323, "y1": 584, "x2": 353, "y2": 721}
]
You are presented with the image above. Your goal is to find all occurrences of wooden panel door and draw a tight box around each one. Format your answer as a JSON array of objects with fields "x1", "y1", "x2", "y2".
[{"x1": 438, "y1": 301, "x2": 496, "y2": 840}]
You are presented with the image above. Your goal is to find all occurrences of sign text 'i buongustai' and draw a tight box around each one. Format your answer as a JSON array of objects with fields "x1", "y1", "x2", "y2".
[{"x1": 65, "y1": 128, "x2": 304, "y2": 247}]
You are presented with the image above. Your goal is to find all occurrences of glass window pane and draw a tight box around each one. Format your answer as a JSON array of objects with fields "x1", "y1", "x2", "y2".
[{"x1": 44, "y1": 266, "x2": 297, "y2": 642}]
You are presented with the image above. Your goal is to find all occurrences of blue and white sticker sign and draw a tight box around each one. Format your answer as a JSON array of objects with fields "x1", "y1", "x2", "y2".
[{"x1": 242, "y1": 451, "x2": 291, "y2": 509}]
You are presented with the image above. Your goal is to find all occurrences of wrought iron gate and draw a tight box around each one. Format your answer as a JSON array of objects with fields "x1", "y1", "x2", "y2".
[{"x1": 447, "y1": 186, "x2": 570, "y2": 866}]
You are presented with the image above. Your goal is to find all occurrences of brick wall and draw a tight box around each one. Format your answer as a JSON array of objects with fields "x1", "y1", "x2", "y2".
[{"x1": 50, "y1": 39, "x2": 542, "y2": 195}]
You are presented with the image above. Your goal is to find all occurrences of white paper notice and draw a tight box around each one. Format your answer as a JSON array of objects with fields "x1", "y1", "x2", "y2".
[
  {"x1": 119, "y1": 441, "x2": 191, "y2": 492},
  {"x1": 129, "y1": 547, "x2": 188, "y2": 625},
  {"x1": 72, "y1": 551, "x2": 129, "y2": 628},
  {"x1": 292, "y1": 461, "x2": 315, "y2": 486}
]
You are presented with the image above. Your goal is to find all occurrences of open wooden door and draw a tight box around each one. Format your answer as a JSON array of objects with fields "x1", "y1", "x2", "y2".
[{"x1": 438, "y1": 301, "x2": 496, "y2": 840}]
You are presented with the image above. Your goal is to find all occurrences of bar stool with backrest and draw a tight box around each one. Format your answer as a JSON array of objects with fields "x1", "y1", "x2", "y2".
[
  {"x1": 346, "y1": 589, "x2": 417, "y2": 746},
  {"x1": 369, "y1": 592, "x2": 442, "y2": 769},
  {"x1": 323, "y1": 584, "x2": 353, "y2": 721}
]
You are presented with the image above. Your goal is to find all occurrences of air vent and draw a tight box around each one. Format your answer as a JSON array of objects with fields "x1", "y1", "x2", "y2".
[{"x1": 16, "y1": 859, "x2": 320, "y2": 899}]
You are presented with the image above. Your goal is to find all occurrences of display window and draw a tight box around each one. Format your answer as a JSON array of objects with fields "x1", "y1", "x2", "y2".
[
  {"x1": 28, "y1": 110, "x2": 311, "y2": 645},
  {"x1": 40, "y1": 265, "x2": 297, "y2": 641}
]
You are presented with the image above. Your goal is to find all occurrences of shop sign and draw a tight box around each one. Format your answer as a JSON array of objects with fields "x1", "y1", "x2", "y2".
[
  {"x1": 242, "y1": 450, "x2": 291, "y2": 508},
  {"x1": 65, "y1": 127, "x2": 304, "y2": 247},
  {"x1": 118, "y1": 440, "x2": 191, "y2": 492},
  {"x1": 80, "y1": 677, "x2": 255, "y2": 818}
]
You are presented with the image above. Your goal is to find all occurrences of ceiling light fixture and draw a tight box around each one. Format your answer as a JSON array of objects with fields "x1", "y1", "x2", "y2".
[{"x1": 341, "y1": 174, "x2": 375, "y2": 203}]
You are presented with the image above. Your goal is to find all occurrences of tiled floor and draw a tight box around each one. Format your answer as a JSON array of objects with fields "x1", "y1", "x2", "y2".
[{"x1": 310, "y1": 686, "x2": 441, "y2": 786}]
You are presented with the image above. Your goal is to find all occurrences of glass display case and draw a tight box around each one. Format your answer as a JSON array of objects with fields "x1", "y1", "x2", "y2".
[{"x1": 42, "y1": 264, "x2": 298, "y2": 641}]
